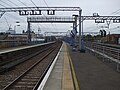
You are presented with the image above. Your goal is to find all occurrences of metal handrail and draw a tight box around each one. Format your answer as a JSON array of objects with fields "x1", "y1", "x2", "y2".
[
  {"x1": 85, "y1": 41, "x2": 120, "y2": 71},
  {"x1": 85, "y1": 42, "x2": 120, "y2": 60}
]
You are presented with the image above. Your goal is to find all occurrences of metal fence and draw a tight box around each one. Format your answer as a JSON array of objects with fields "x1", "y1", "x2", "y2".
[{"x1": 85, "y1": 41, "x2": 120, "y2": 72}]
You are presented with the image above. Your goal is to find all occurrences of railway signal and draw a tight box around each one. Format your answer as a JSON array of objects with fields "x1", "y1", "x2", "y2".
[
  {"x1": 100, "y1": 30, "x2": 106, "y2": 37},
  {"x1": 103, "y1": 30, "x2": 106, "y2": 37}
]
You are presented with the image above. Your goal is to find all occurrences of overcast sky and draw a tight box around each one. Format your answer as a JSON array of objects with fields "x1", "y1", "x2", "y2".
[{"x1": 0, "y1": 0, "x2": 120, "y2": 34}]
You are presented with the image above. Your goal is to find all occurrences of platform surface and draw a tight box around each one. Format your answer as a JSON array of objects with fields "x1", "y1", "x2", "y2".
[
  {"x1": 68, "y1": 45, "x2": 120, "y2": 90},
  {"x1": 43, "y1": 42, "x2": 74, "y2": 90},
  {"x1": 0, "y1": 42, "x2": 54, "y2": 54}
]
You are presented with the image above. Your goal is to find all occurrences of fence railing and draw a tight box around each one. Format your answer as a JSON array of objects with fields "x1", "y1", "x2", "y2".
[{"x1": 84, "y1": 41, "x2": 120, "y2": 72}]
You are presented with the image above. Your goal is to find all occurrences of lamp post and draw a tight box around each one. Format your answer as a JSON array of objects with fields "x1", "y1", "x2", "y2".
[
  {"x1": 13, "y1": 21, "x2": 20, "y2": 47},
  {"x1": 14, "y1": 21, "x2": 20, "y2": 34}
]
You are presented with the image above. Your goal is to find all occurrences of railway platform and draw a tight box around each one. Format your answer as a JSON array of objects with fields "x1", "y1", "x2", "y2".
[
  {"x1": 0, "y1": 42, "x2": 52, "y2": 54},
  {"x1": 0, "y1": 41, "x2": 120, "y2": 90},
  {"x1": 38, "y1": 42, "x2": 120, "y2": 90},
  {"x1": 42, "y1": 42, "x2": 74, "y2": 90},
  {"x1": 67, "y1": 44, "x2": 120, "y2": 90}
]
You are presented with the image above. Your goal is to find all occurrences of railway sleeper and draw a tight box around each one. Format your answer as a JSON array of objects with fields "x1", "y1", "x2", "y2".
[
  {"x1": 21, "y1": 78, "x2": 39, "y2": 82},
  {"x1": 9, "y1": 85, "x2": 33, "y2": 90},
  {"x1": 15, "y1": 81, "x2": 36, "y2": 85},
  {"x1": 24, "y1": 76, "x2": 40, "y2": 79},
  {"x1": 0, "y1": 49, "x2": 47, "y2": 74},
  {"x1": 2, "y1": 42, "x2": 61, "y2": 90}
]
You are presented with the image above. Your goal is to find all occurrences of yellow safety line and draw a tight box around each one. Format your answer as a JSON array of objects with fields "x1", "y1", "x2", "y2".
[
  {"x1": 62, "y1": 44, "x2": 74, "y2": 90},
  {"x1": 66, "y1": 46, "x2": 80, "y2": 90}
]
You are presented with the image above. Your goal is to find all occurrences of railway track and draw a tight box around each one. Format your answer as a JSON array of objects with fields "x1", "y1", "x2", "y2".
[
  {"x1": 0, "y1": 43, "x2": 53, "y2": 66},
  {"x1": 0, "y1": 45, "x2": 54, "y2": 73},
  {"x1": 0, "y1": 41, "x2": 62, "y2": 90}
]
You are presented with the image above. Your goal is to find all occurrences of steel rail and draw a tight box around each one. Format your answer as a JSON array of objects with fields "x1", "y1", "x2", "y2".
[
  {"x1": 3, "y1": 44, "x2": 58, "y2": 90},
  {"x1": 0, "y1": 45, "x2": 53, "y2": 74}
]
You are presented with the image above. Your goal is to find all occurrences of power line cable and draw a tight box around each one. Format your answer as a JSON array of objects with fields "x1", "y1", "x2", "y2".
[
  {"x1": 0, "y1": 3, "x2": 7, "y2": 8},
  {"x1": 0, "y1": 1, "x2": 27, "y2": 33},
  {"x1": 111, "y1": 9, "x2": 120, "y2": 15},
  {"x1": 43, "y1": 0, "x2": 49, "y2": 7},
  {"x1": 0, "y1": 2, "x2": 25, "y2": 21},
  {"x1": 95, "y1": 9, "x2": 120, "y2": 32},
  {"x1": 17, "y1": 0, "x2": 28, "y2": 7},
  {"x1": 6, "y1": 13, "x2": 26, "y2": 22},
  {"x1": 42, "y1": 0, "x2": 57, "y2": 31},
  {"x1": 30, "y1": 0, "x2": 38, "y2": 7},
  {"x1": 4, "y1": 17, "x2": 10, "y2": 28},
  {"x1": 8, "y1": 0, "x2": 18, "y2": 6},
  {"x1": 29, "y1": 0, "x2": 53, "y2": 32},
  {"x1": 114, "y1": 11, "x2": 120, "y2": 14},
  {"x1": 0, "y1": 0, "x2": 13, "y2": 7}
]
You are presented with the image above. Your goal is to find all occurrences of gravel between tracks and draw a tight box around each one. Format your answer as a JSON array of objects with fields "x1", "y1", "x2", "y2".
[{"x1": 0, "y1": 42, "x2": 61, "y2": 90}]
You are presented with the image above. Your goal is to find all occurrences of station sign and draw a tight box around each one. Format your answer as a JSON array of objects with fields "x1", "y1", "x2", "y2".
[
  {"x1": 95, "y1": 19, "x2": 104, "y2": 23},
  {"x1": 47, "y1": 10, "x2": 55, "y2": 15},
  {"x1": 19, "y1": 10, "x2": 42, "y2": 15},
  {"x1": 19, "y1": 10, "x2": 55, "y2": 15},
  {"x1": 113, "y1": 19, "x2": 120, "y2": 23}
]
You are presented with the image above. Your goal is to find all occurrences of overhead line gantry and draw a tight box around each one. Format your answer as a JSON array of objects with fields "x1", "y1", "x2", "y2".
[{"x1": 0, "y1": 7, "x2": 120, "y2": 52}]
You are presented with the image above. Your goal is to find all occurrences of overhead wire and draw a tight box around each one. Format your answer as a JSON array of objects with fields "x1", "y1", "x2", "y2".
[
  {"x1": 42, "y1": 0, "x2": 57, "y2": 31},
  {"x1": 114, "y1": 11, "x2": 120, "y2": 15},
  {"x1": 43, "y1": 0, "x2": 49, "y2": 7},
  {"x1": 0, "y1": 0, "x2": 13, "y2": 7},
  {"x1": 1, "y1": 1, "x2": 26, "y2": 22},
  {"x1": 0, "y1": 0, "x2": 22, "y2": 20},
  {"x1": 0, "y1": 3, "x2": 7, "y2": 8},
  {"x1": 8, "y1": 0, "x2": 18, "y2": 6},
  {"x1": 26, "y1": 0, "x2": 57, "y2": 32},
  {"x1": 97, "y1": 8, "x2": 120, "y2": 30},
  {"x1": 0, "y1": 1, "x2": 26, "y2": 27},
  {"x1": 30, "y1": 0, "x2": 38, "y2": 7},
  {"x1": 4, "y1": 17, "x2": 10, "y2": 28},
  {"x1": 29, "y1": 0, "x2": 54, "y2": 32},
  {"x1": 17, "y1": 0, "x2": 28, "y2": 7},
  {"x1": 0, "y1": 1, "x2": 27, "y2": 33},
  {"x1": 111, "y1": 9, "x2": 120, "y2": 15},
  {"x1": 16, "y1": 0, "x2": 29, "y2": 21},
  {"x1": 97, "y1": 9, "x2": 120, "y2": 34},
  {"x1": 0, "y1": 3, "x2": 19, "y2": 21}
]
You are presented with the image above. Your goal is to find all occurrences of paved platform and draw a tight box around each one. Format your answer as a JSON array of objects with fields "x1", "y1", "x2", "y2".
[
  {"x1": 68, "y1": 44, "x2": 120, "y2": 90},
  {"x1": 0, "y1": 42, "x2": 53, "y2": 54},
  {"x1": 43, "y1": 42, "x2": 74, "y2": 90}
]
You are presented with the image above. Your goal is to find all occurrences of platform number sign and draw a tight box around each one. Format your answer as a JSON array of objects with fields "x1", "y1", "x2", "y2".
[
  {"x1": 47, "y1": 10, "x2": 55, "y2": 15},
  {"x1": 113, "y1": 19, "x2": 120, "y2": 23}
]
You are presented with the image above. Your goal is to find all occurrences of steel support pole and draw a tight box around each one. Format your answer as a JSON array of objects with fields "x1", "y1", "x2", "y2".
[
  {"x1": 79, "y1": 10, "x2": 85, "y2": 52},
  {"x1": 27, "y1": 22, "x2": 31, "y2": 43},
  {"x1": 79, "y1": 10, "x2": 82, "y2": 50},
  {"x1": 0, "y1": 12, "x2": 5, "y2": 18},
  {"x1": 72, "y1": 22, "x2": 75, "y2": 46},
  {"x1": 81, "y1": 19, "x2": 83, "y2": 49},
  {"x1": 75, "y1": 16, "x2": 77, "y2": 48}
]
